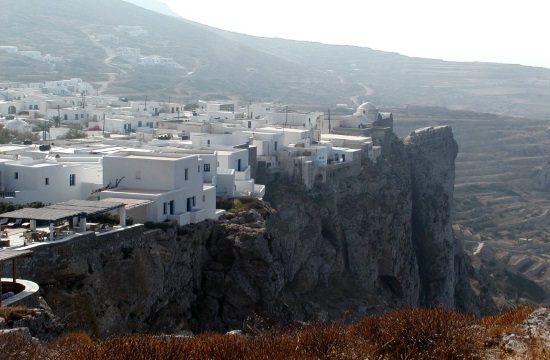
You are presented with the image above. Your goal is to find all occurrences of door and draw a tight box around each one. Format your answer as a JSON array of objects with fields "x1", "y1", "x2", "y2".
[{"x1": 237, "y1": 159, "x2": 241, "y2": 172}]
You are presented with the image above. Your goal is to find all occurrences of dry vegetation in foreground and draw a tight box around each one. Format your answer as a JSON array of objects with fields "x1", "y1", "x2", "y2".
[
  {"x1": 1, "y1": 306, "x2": 546, "y2": 359},
  {"x1": 0, "y1": 306, "x2": 36, "y2": 322}
]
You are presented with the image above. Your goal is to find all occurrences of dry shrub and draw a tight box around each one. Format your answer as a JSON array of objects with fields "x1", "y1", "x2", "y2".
[
  {"x1": 291, "y1": 323, "x2": 351, "y2": 359},
  {"x1": 2, "y1": 306, "x2": 542, "y2": 359},
  {"x1": 0, "y1": 331, "x2": 49, "y2": 359},
  {"x1": 0, "y1": 306, "x2": 36, "y2": 321},
  {"x1": 349, "y1": 307, "x2": 483, "y2": 359},
  {"x1": 48, "y1": 331, "x2": 95, "y2": 358},
  {"x1": 481, "y1": 305, "x2": 535, "y2": 339}
]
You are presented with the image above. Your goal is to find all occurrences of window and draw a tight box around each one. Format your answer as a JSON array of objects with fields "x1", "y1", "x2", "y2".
[
  {"x1": 192, "y1": 196, "x2": 196, "y2": 206},
  {"x1": 64, "y1": 114, "x2": 68, "y2": 120},
  {"x1": 185, "y1": 168, "x2": 188, "y2": 180},
  {"x1": 135, "y1": 170, "x2": 141, "y2": 179},
  {"x1": 74, "y1": 114, "x2": 78, "y2": 120},
  {"x1": 274, "y1": 141, "x2": 278, "y2": 151},
  {"x1": 198, "y1": 165, "x2": 200, "y2": 173},
  {"x1": 69, "y1": 174, "x2": 76, "y2": 186},
  {"x1": 45, "y1": 177, "x2": 49, "y2": 185},
  {"x1": 14, "y1": 172, "x2": 18, "y2": 180},
  {"x1": 203, "y1": 195, "x2": 206, "y2": 203},
  {"x1": 163, "y1": 202, "x2": 167, "y2": 215},
  {"x1": 204, "y1": 164, "x2": 210, "y2": 172}
]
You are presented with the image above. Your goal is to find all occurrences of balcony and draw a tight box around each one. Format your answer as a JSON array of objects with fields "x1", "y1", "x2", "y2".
[{"x1": 0, "y1": 191, "x2": 16, "y2": 199}]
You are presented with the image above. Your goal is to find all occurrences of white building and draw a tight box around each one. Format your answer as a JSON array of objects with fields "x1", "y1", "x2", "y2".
[
  {"x1": 99, "y1": 151, "x2": 217, "y2": 225},
  {"x1": 0, "y1": 155, "x2": 103, "y2": 205},
  {"x1": 0, "y1": 46, "x2": 18, "y2": 53},
  {"x1": 216, "y1": 148, "x2": 264, "y2": 198}
]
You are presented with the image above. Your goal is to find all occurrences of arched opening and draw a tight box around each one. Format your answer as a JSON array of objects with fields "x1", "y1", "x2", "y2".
[{"x1": 7, "y1": 105, "x2": 16, "y2": 114}]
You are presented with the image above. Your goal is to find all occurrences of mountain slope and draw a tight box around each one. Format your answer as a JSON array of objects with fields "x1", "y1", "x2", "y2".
[
  {"x1": 0, "y1": 0, "x2": 549, "y2": 118},
  {"x1": 213, "y1": 30, "x2": 550, "y2": 118},
  {"x1": 0, "y1": 0, "x2": 350, "y2": 105}
]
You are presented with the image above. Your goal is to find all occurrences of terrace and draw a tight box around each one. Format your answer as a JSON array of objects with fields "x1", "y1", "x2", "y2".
[{"x1": 0, "y1": 200, "x2": 126, "y2": 243}]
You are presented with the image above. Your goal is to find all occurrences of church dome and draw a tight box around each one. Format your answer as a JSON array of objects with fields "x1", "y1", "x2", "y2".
[
  {"x1": 355, "y1": 102, "x2": 378, "y2": 115},
  {"x1": 4, "y1": 118, "x2": 31, "y2": 132}
]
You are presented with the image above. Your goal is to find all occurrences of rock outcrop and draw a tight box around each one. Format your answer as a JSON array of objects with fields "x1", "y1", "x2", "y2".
[{"x1": 9, "y1": 125, "x2": 479, "y2": 337}]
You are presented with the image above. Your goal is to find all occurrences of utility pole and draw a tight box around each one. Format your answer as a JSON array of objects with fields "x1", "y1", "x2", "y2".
[
  {"x1": 284, "y1": 105, "x2": 288, "y2": 133},
  {"x1": 328, "y1": 108, "x2": 331, "y2": 134}
]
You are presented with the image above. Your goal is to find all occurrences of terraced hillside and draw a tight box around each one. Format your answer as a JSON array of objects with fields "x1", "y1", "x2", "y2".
[{"x1": 393, "y1": 107, "x2": 550, "y2": 305}]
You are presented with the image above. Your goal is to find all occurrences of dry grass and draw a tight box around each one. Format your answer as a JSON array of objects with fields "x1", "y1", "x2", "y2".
[
  {"x1": 0, "y1": 306, "x2": 543, "y2": 359},
  {"x1": 481, "y1": 305, "x2": 535, "y2": 339},
  {"x1": 0, "y1": 306, "x2": 36, "y2": 321}
]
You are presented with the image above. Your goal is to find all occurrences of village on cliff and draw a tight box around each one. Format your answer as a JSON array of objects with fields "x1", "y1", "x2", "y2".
[{"x1": 0, "y1": 78, "x2": 393, "y2": 250}]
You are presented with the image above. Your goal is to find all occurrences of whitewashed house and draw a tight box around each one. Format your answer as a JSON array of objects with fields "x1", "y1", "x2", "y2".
[
  {"x1": 216, "y1": 148, "x2": 265, "y2": 198},
  {"x1": 0, "y1": 100, "x2": 21, "y2": 115},
  {"x1": 0, "y1": 46, "x2": 18, "y2": 53},
  {"x1": 0, "y1": 155, "x2": 103, "y2": 205},
  {"x1": 99, "y1": 151, "x2": 217, "y2": 225},
  {"x1": 20, "y1": 51, "x2": 42, "y2": 61}
]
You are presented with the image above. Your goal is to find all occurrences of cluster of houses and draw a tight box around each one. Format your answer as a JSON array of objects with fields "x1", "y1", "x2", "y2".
[
  {"x1": 0, "y1": 46, "x2": 63, "y2": 64},
  {"x1": 114, "y1": 47, "x2": 184, "y2": 69},
  {"x1": 0, "y1": 79, "x2": 393, "y2": 227},
  {"x1": 93, "y1": 25, "x2": 184, "y2": 70}
]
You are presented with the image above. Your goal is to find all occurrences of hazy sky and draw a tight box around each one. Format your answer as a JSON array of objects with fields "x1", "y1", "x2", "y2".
[{"x1": 159, "y1": 0, "x2": 548, "y2": 69}]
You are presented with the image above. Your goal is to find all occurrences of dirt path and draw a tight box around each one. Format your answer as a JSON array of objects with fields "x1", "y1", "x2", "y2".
[
  {"x1": 80, "y1": 25, "x2": 127, "y2": 94},
  {"x1": 350, "y1": 83, "x2": 374, "y2": 106}
]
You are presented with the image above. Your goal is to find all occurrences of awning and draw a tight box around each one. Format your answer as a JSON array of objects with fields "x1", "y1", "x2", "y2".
[{"x1": 0, "y1": 199, "x2": 125, "y2": 223}]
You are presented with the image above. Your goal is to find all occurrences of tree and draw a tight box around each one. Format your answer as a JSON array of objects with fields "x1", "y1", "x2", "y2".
[
  {"x1": 0, "y1": 126, "x2": 39, "y2": 144},
  {"x1": 50, "y1": 115, "x2": 62, "y2": 128},
  {"x1": 58, "y1": 127, "x2": 87, "y2": 140}
]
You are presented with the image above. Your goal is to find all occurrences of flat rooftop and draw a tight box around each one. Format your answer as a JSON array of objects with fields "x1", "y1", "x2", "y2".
[
  {"x1": 321, "y1": 134, "x2": 372, "y2": 141},
  {"x1": 102, "y1": 188, "x2": 169, "y2": 196},
  {"x1": 118, "y1": 153, "x2": 195, "y2": 161},
  {"x1": 260, "y1": 126, "x2": 308, "y2": 133}
]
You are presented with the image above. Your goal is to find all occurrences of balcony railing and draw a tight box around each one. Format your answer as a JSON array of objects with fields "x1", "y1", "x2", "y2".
[{"x1": 0, "y1": 191, "x2": 15, "y2": 198}]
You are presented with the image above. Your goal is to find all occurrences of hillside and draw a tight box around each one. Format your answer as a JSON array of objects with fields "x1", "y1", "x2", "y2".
[
  {"x1": 1, "y1": 0, "x2": 550, "y2": 118},
  {"x1": 215, "y1": 31, "x2": 550, "y2": 118},
  {"x1": 0, "y1": 0, "x2": 349, "y2": 105}
]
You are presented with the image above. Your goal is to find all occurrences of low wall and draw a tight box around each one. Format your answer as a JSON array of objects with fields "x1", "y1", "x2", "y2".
[{"x1": 1, "y1": 278, "x2": 40, "y2": 308}]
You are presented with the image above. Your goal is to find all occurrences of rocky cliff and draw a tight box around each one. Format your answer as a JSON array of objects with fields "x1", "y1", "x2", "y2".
[{"x1": 10, "y1": 126, "x2": 479, "y2": 338}]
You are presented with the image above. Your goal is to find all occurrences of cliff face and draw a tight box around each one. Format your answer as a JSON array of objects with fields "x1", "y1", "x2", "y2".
[{"x1": 12, "y1": 125, "x2": 478, "y2": 337}]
